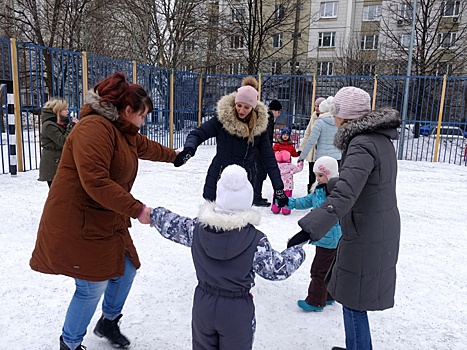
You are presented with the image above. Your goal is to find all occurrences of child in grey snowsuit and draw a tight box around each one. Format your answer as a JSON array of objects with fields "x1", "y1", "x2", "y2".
[{"x1": 150, "y1": 164, "x2": 305, "y2": 350}]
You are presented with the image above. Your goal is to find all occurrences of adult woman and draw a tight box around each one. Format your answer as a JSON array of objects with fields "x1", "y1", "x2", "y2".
[
  {"x1": 298, "y1": 96, "x2": 341, "y2": 172},
  {"x1": 290, "y1": 87, "x2": 401, "y2": 350},
  {"x1": 298, "y1": 96, "x2": 325, "y2": 192},
  {"x1": 38, "y1": 97, "x2": 79, "y2": 187},
  {"x1": 173, "y1": 76, "x2": 288, "y2": 207},
  {"x1": 30, "y1": 72, "x2": 178, "y2": 350}
]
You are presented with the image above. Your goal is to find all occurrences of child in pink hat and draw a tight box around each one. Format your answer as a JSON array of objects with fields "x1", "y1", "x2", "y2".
[{"x1": 271, "y1": 150, "x2": 304, "y2": 215}]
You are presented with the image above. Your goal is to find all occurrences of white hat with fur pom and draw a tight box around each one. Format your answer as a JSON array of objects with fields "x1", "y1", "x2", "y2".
[{"x1": 215, "y1": 165, "x2": 254, "y2": 211}]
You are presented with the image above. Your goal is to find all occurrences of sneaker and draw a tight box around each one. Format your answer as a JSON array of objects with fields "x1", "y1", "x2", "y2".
[
  {"x1": 331, "y1": 347, "x2": 346, "y2": 350},
  {"x1": 326, "y1": 300, "x2": 336, "y2": 306},
  {"x1": 297, "y1": 300, "x2": 323, "y2": 312},
  {"x1": 94, "y1": 314, "x2": 130, "y2": 349},
  {"x1": 59, "y1": 336, "x2": 87, "y2": 350}
]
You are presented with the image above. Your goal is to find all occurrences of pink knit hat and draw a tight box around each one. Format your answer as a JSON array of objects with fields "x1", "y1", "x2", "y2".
[
  {"x1": 235, "y1": 85, "x2": 258, "y2": 108},
  {"x1": 334, "y1": 87, "x2": 371, "y2": 120}
]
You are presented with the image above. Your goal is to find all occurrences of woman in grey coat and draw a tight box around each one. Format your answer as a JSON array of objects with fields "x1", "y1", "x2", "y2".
[
  {"x1": 38, "y1": 98, "x2": 78, "y2": 187},
  {"x1": 290, "y1": 87, "x2": 401, "y2": 350}
]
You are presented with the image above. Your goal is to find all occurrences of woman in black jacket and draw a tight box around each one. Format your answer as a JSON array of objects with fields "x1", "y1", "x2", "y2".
[
  {"x1": 174, "y1": 76, "x2": 288, "y2": 207},
  {"x1": 290, "y1": 86, "x2": 401, "y2": 350}
]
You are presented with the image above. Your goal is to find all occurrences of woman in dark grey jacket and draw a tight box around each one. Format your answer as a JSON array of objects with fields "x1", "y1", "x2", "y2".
[{"x1": 291, "y1": 87, "x2": 401, "y2": 350}]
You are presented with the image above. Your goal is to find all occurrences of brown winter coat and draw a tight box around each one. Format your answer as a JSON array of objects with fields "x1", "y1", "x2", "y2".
[{"x1": 30, "y1": 94, "x2": 177, "y2": 281}]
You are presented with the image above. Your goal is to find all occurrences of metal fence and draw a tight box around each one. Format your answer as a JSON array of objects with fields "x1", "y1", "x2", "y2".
[{"x1": 1, "y1": 38, "x2": 466, "y2": 175}]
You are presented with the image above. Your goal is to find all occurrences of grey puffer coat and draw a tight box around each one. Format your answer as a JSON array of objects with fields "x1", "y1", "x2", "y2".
[
  {"x1": 38, "y1": 108, "x2": 75, "y2": 181},
  {"x1": 298, "y1": 108, "x2": 401, "y2": 311}
]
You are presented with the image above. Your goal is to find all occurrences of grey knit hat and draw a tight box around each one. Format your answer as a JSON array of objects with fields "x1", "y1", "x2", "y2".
[{"x1": 334, "y1": 87, "x2": 371, "y2": 120}]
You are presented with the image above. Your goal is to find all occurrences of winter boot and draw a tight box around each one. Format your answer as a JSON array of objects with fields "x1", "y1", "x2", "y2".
[
  {"x1": 281, "y1": 208, "x2": 291, "y2": 215},
  {"x1": 297, "y1": 300, "x2": 323, "y2": 312},
  {"x1": 59, "y1": 336, "x2": 86, "y2": 350},
  {"x1": 271, "y1": 203, "x2": 280, "y2": 214},
  {"x1": 93, "y1": 314, "x2": 130, "y2": 349},
  {"x1": 331, "y1": 347, "x2": 346, "y2": 350}
]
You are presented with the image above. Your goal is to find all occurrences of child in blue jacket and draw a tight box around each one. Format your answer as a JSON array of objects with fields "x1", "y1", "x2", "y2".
[
  {"x1": 149, "y1": 165, "x2": 305, "y2": 349},
  {"x1": 286, "y1": 156, "x2": 342, "y2": 312}
]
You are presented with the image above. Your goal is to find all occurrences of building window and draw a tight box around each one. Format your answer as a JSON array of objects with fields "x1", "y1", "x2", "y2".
[
  {"x1": 318, "y1": 32, "x2": 336, "y2": 47},
  {"x1": 289, "y1": 61, "x2": 300, "y2": 69},
  {"x1": 273, "y1": 33, "x2": 283, "y2": 48},
  {"x1": 394, "y1": 63, "x2": 405, "y2": 75},
  {"x1": 230, "y1": 35, "x2": 244, "y2": 49},
  {"x1": 399, "y1": 3, "x2": 412, "y2": 19},
  {"x1": 320, "y1": 2, "x2": 338, "y2": 18},
  {"x1": 400, "y1": 34, "x2": 411, "y2": 48},
  {"x1": 438, "y1": 32, "x2": 457, "y2": 48},
  {"x1": 436, "y1": 62, "x2": 453, "y2": 75},
  {"x1": 363, "y1": 5, "x2": 382, "y2": 21},
  {"x1": 271, "y1": 61, "x2": 282, "y2": 74},
  {"x1": 275, "y1": 5, "x2": 285, "y2": 20},
  {"x1": 318, "y1": 61, "x2": 333, "y2": 75},
  {"x1": 360, "y1": 64, "x2": 376, "y2": 76},
  {"x1": 231, "y1": 7, "x2": 245, "y2": 22},
  {"x1": 183, "y1": 41, "x2": 195, "y2": 52},
  {"x1": 290, "y1": 32, "x2": 302, "y2": 38},
  {"x1": 229, "y1": 62, "x2": 243, "y2": 74},
  {"x1": 441, "y1": 1, "x2": 460, "y2": 17},
  {"x1": 361, "y1": 35, "x2": 379, "y2": 50}
]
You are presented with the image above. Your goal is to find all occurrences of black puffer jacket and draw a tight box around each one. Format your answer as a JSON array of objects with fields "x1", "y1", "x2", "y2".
[
  {"x1": 298, "y1": 108, "x2": 401, "y2": 311},
  {"x1": 184, "y1": 93, "x2": 284, "y2": 200}
]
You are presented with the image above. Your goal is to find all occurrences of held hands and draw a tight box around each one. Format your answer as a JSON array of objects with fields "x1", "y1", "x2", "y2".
[
  {"x1": 274, "y1": 189, "x2": 289, "y2": 207},
  {"x1": 173, "y1": 147, "x2": 195, "y2": 167},
  {"x1": 137, "y1": 206, "x2": 152, "y2": 225}
]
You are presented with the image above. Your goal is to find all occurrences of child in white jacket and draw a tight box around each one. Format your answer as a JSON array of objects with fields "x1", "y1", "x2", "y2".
[{"x1": 271, "y1": 150, "x2": 304, "y2": 215}]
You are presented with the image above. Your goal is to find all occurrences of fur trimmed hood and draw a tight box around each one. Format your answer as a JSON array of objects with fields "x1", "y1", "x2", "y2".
[
  {"x1": 197, "y1": 201, "x2": 261, "y2": 231},
  {"x1": 84, "y1": 89, "x2": 120, "y2": 121},
  {"x1": 334, "y1": 108, "x2": 401, "y2": 151},
  {"x1": 216, "y1": 92, "x2": 269, "y2": 139}
]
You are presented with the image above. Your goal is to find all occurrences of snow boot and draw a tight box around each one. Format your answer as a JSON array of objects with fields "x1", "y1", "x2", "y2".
[
  {"x1": 93, "y1": 314, "x2": 130, "y2": 349},
  {"x1": 59, "y1": 336, "x2": 86, "y2": 350},
  {"x1": 326, "y1": 300, "x2": 336, "y2": 306},
  {"x1": 297, "y1": 300, "x2": 323, "y2": 312}
]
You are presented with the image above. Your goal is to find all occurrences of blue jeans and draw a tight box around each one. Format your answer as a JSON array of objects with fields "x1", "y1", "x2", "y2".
[
  {"x1": 343, "y1": 305, "x2": 372, "y2": 350},
  {"x1": 62, "y1": 256, "x2": 136, "y2": 350}
]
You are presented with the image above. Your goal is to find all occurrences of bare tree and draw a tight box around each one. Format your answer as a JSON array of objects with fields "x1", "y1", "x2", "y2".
[{"x1": 380, "y1": 0, "x2": 467, "y2": 76}]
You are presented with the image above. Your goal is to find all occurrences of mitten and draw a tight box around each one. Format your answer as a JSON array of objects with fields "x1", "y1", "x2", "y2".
[
  {"x1": 173, "y1": 147, "x2": 195, "y2": 167},
  {"x1": 274, "y1": 189, "x2": 289, "y2": 207},
  {"x1": 297, "y1": 150, "x2": 302, "y2": 157},
  {"x1": 287, "y1": 230, "x2": 311, "y2": 248}
]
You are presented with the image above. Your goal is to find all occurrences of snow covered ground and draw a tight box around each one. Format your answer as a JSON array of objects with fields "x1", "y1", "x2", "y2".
[{"x1": 0, "y1": 145, "x2": 466, "y2": 350}]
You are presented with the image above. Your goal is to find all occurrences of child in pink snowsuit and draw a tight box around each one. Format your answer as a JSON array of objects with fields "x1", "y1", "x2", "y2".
[{"x1": 271, "y1": 150, "x2": 304, "y2": 215}]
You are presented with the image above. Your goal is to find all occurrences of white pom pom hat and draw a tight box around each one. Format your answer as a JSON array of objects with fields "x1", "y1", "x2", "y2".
[{"x1": 215, "y1": 165, "x2": 254, "y2": 211}]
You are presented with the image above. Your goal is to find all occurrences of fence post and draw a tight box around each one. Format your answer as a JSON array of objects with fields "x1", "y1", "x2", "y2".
[
  {"x1": 82, "y1": 51, "x2": 88, "y2": 96},
  {"x1": 197, "y1": 74, "x2": 203, "y2": 127},
  {"x1": 10, "y1": 38, "x2": 23, "y2": 173},
  {"x1": 169, "y1": 69, "x2": 174, "y2": 149},
  {"x1": 257, "y1": 73, "x2": 262, "y2": 100},
  {"x1": 310, "y1": 73, "x2": 317, "y2": 116},
  {"x1": 433, "y1": 75, "x2": 448, "y2": 163},
  {"x1": 372, "y1": 74, "x2": 378, "y2": 110},
  {"x1": 132, "y1": 60, "x2": 137, "y2": 83}
]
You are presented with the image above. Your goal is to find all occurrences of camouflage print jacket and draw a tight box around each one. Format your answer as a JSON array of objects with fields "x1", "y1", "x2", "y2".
[{"x1": 150, "y1": 202, "x2": 305, "y2": 291}]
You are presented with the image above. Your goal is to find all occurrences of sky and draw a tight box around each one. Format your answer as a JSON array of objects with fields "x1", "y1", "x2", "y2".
[{"x1": 0, "y1": 145, "x2": 466, "y2": 350}]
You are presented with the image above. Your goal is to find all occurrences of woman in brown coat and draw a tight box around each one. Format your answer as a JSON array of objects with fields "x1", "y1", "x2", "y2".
[{"x1": 30, "y1": 72, "x2": 177, "y2": 350}]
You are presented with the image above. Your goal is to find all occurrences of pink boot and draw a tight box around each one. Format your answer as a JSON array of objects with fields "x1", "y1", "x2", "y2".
[
  {"x1": 281, "y1": 208, "x2": 291, "y2": 215},
  {"x1": 271, "y1": 203, "x2": 280, "y2": 214}
]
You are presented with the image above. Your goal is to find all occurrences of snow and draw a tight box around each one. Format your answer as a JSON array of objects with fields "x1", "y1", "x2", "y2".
[{"x1": 0, "y1": 145, "x2": 466, "y2": 350}]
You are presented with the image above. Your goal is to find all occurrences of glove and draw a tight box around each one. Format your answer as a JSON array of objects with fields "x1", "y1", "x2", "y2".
[
  {"x1": 274, "y1": 189, "x2": 289, "y2": 207},
  {"x1": 287, "y1": 230, "x2": 311, "y2": 248},
  {"x1": 173, "y1": 147, "x2": 195, "y2": 167},
  {"x1": 297, "y1": 151, "x2": 302, "y2": 157}
]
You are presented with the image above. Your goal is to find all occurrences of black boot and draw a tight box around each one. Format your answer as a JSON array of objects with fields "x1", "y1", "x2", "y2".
[
  {"x1": 331, "y1": 347, "x2": 346, "y2": 350},
  {"x1": 59, "y1": 336, "x2": 86, "y2": 350},
  {"x1": 93, "y1": 314, "x2": 130, "y2": 349}
]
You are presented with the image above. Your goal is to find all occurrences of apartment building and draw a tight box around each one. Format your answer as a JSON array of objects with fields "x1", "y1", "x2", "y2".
[{"x1": 181, "y1": 0, "x2": 467, "y2": 76}]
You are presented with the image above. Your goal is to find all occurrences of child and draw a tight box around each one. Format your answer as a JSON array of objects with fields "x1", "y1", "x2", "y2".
[
  {"x1": 149, "y1": 165, "x2": 305, "y2": 350},
  {"x1": 271, "y1": 150, "x2": 303, "y2": 215},
  {"x1": 286, "y1": 156, "x2": 342, "y2": 312},
  {"x1": 273, "y1": 128, "x2": 299, "y2": 156}
]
